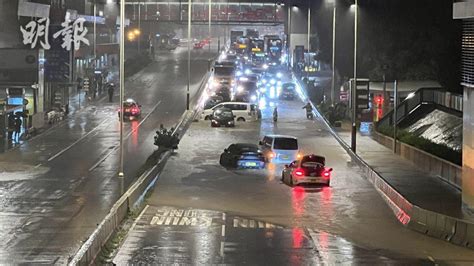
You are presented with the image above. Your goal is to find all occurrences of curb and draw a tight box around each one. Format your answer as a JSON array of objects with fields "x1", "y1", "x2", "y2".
[
  {"x1": 68, "y1": 66, "x2": 212, "y2": 266},
  {"x1": 292, "y1": 73, "x2": 474, "y2": 250}
]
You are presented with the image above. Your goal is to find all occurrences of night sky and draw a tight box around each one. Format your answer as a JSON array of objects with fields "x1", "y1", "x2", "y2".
[{"x1": 311, "y1": 0, "x2": 462, "y2": 93}]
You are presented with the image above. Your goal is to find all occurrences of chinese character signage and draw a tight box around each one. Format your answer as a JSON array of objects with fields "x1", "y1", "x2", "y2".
[{"x1": 20, "y1": 17, "x2": 90, "y2": 51}]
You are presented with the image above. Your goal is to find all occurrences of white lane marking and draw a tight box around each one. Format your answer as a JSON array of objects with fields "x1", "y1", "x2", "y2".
[
  {"x1": 220, "y1": 241, "x2": 225, "y2": 257},
  {"x1": 88, "y1": 101, "x2": 162, "y2": 172},
  {"x1": 125, "y1": 100, "x2": 162, "y2": 139},
  {"x1": 47, "y1": 118, "x2": 110, "y2": 162},
  {"x1": 130, "y1": 205, "x2": 149, "y2": 232},
  {"x1": 427, "y1": 256, "x2": 435, "y2": 262},
  {"x1": 221, "y1": 224, "x2": 226, "y2": 237},
  {"x1": 34, "y1": 164, "x2": 42, "y2": 169}
]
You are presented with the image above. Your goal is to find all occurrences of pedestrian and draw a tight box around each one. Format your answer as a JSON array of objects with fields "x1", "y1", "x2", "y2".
[
  {"x1": 98, "y1": 74, "x2": 103, "y2": 95},
  {"x1": 273, "y1": 107, "x2": 278, "y2": 122},
  {"x1": 7, "y1": 113, "x2": 15, "y2": 141},
  {"x1": 14, "y1": 114, "x2": 22, "y2": 142},
  {"x1": 107, "y1": 83, "x2": 115, "y2": 102}
]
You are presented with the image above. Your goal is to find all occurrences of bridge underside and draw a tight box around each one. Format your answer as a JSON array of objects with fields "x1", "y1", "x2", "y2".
[{"x1": 126, "y1": 1, "x2": 285, "y2": 25}]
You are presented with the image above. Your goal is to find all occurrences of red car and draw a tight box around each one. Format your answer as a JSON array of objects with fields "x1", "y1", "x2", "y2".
[
  {"x1": 118, "y1": 99, "x2": 142, "y2": 120},
  {"x1": 281, "y1": 154, "x2": 333, "y2": 186},
  {"x1": 193, "y1": 42, "x2": 204, "y2": 49}
]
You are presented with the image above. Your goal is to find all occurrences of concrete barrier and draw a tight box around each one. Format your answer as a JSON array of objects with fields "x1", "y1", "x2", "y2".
[
  {"x1": 292, "y1": 72, "x2": 474, "y2": 251},
  {"x1": 372, "y1": 131, "x2": 462, "y2": 189},
  {"x1": 68, "y1": 70, "x2": 212, "y2": 265}
]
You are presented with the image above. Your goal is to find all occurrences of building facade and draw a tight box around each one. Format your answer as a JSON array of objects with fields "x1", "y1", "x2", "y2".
[{"x1": 454, "y1": 0, "x2": 474, "y2": 210}]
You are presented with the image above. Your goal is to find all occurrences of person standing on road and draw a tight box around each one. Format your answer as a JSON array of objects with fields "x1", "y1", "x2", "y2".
[
  {"x1": 7, "y1": 113, "x2": 15, "y2": 141},
  {"x1": 273, "y1": 107, "x2": 278, "y2": 122},
  {"x1": 107, "y1": 83, "x2": 115, "y2": 102},
  {"x1": 14, "y1": 114, "x2": 22, "y2": 142}
]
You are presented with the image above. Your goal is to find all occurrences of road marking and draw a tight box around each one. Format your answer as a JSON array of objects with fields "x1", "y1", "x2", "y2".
[
  {"x1": 130, "y1": 205, "x2": 149, "y2": 231},
  {"x1": 149, "y1": 207, "x2": 213, "y2": 227},
  {"x1": 232, "y1": 217, "x2": 281, "y2": 229},
  {"x1": 34, "y1": 163, "x2": 42, "y2": 169},
  {"x1": 221, "y1": 224, "x2": 226, "y2": 237},
  {"x1": 427, "y1": 256, "x2": 435, "y2": 262},
  {"x1": 88, "y1": 100, "x2": 162, "y2": 172},
  {"x1": 47, "y1": 118, "x2": 110, "y2": 162},
  {"x1": 220, "y1": 241, "x2": 225, "y2": 257}
]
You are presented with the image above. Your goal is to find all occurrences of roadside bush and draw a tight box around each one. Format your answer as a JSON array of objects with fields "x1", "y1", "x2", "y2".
[{"x1": 377, "y1": 125, "x2": 461, "y2": 165}]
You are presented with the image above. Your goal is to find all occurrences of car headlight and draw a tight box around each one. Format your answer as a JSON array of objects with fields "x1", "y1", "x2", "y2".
[
  {"x1": 250, "y1": 95, "x2": 257, "y2": 101},
  {"x1": 237, "y1": 86, "x2": 244, "y2": 93},
  {"x1": 263, "y1": 64, "x2": 269, "y2": 69},
  {"x1": 245, "y1": 69, "x2": 251, "y2": 75},
  {"x1": 276, "y1": 72, "x2": 283, "y2": 78},
  {"x1": 270, "y1": 79, "x2": 276, "y2": 85}
]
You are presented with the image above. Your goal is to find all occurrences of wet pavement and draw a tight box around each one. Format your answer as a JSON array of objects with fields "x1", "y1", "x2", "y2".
[
  {"x1": 0, "y1": 47, "x2": 216, "y2": 264},
  {"x1": 114, "y1": 206, "x2": 422, "y2": 265},
  {"x1": 114, "y1": 92, "x2": 474, "y2": 264}
]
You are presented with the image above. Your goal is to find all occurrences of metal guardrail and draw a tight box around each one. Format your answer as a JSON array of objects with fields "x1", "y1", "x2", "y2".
[{"x1": 377, "y1": 88, "x2": 463, "y2": 128}]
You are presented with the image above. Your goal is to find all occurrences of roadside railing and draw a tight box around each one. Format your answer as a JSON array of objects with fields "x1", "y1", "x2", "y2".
[{"x1": 377, "y1": 88, "x2": 462, "y2": 128}]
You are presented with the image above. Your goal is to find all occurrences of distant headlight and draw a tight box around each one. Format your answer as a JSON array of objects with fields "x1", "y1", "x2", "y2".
[
  {"x1": 263, "y1": 64, "x2": 269, "y2": 69},
  {"x1": 245, "y1": 69, "x2": 251, "y2": 75},
  {"x1": 250, "y1": 95, "x2": 257, "y2": 101},
  {"x1": 237, "y1": 86, "x2": 244, "y2": 93},
  {"x1": 262, "y1": 79, "x2": 267, "y2": 84},
  {"x1": 276, "y1": 72, "x2": 283, "y2": 78},
  {"x1": 270, "y1": 79, "x2": 276, "y2": 85}
]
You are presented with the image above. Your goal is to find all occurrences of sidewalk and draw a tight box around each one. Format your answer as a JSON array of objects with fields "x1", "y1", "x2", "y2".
[
  {"x1": 294, "y1": 73, "x2": 474, "y2": 249},
  {"x1": 336, "y1": 129, "x2": 470, "y2": 220}
]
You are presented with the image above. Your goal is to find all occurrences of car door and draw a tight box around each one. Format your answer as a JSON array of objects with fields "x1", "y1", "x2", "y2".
[{"x1": 222, "y1": 144, "x2": 235, "y2": 166}]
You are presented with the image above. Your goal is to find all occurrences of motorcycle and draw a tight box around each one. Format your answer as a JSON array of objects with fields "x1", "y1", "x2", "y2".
[{"x1": 306, "y1": 111, "x2": 314, "y2": 120}]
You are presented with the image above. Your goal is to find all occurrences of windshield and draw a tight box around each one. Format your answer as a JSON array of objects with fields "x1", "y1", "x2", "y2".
[
  {"x1": 273, "y1": 138, "x2": 298, "y2": 150},
  {"x1": 214, "y1": 67, "x2": 234, "y2": 76}
]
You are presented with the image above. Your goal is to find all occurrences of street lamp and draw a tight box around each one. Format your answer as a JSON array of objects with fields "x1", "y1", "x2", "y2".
[
  {"x1": 119, "y1": 0, "x2": 125, "y2": 178},
  {"x1": 351, "y1": 0, "x2": 358, "y2": 153},
  {"x1": 208, "y1": 0, "x2": 211, "y2": 53},
  {"x1": 328, "y1": 0, "x2": 336, "y2": 106},
  {"x1": 187, "y1": 0, "x2": 192, "y2": 110}
]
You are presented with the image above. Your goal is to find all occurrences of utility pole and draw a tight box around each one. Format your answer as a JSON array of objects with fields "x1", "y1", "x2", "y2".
[
  {"x1": 351, "y1": 0, "x2": 358, "y2": 153},
  {"x1": 393, "y1": 80, "x2": 398, "y2": 153},
  {"x1": 119, "y1": 0, "x2": 125, "y2": 178},
  {"x1": 331, "y1": 4, "x2": 336, "y2": 106},
  {"x1": 208, "y1": 0, "x2": 211, "y2": 53},
  {"x1": 187, "y1": 0, "x2": 192, "y2": 110}
]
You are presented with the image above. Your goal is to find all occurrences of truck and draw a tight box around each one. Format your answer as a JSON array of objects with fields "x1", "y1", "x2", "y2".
[
  {"x1": 230, "y1": 30, "x2": 244, "y2": 45},
  {"x1": 264, "y1": 35, "x2": 283, "y2": 64},
  {"x1": 246, "y1": 29, "x2": 259, "y2": 39}
]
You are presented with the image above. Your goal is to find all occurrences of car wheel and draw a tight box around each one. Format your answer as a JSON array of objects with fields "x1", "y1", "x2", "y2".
[
  {"x1": 204, "y1": 115, "x2": 210, "y2": 120},
  {"x1": 219, "y1": 155, "x2": 225, "y2": 166},
  {"x1": 325, "y1": 180, "x2": 330, "y2": 187},
  {"x1": 237, "y1": 117, "x2": 246, "y2": 122}
]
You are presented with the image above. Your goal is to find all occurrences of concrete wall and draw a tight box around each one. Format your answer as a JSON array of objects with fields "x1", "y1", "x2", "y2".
[
  {"x1": 462, "y1": 86, "x2": 474, "y2": 209},
  {"x1": 373, "y1": 131, "x2": 462, "y2": 189}
]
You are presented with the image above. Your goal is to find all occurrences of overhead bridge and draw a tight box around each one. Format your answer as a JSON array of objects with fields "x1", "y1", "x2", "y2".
[{"x1": 125, "y1": 1, "x2": 285, "y2": 25}]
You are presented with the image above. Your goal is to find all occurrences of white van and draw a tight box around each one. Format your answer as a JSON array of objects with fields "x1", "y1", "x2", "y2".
[
  {"x1": 259, "y1": 135, "x2": 300, "y2": 163},
  {"x1": 202, "y1": 102, "x2": 260, "y2": 122}
]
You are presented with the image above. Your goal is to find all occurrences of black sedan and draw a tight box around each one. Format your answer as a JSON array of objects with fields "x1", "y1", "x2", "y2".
[
  {"x1": 219, "y1": 143, "x2": 266, "y2": 169},
  {"x1": 211, "y1": 108, "x2": 235, "y2": 127}
]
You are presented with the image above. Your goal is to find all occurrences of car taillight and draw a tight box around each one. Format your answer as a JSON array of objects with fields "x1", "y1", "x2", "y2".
[
  {"x1": 294, "y1": 168, "x2": 305, "y2": 178},
  {"x1": 131, "y1": 107, "x2": 139, "y2": 114},
  {"x1": 268, "y1": 152, "x2": 275, "y2": 158}
]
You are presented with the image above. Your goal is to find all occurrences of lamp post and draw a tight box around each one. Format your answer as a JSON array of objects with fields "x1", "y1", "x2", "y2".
[
  {"x1": 208, "y1": 0, "x2": 211, "y2": 53},
  {"x1": 187, "y1": 0, "x2": 191, "y2": 110},
  {"x1": 287, "y1": 2, "x2": 292, "y2": 66},
  {"x1": 138, "y1": 2, "x2": 141, "y2": 53},
  {"x1": 351, "y1": 1, "x2": 358, "y2": 153},
  {"x1": 307, "y1": 2, "x2": 311, "y2": 52},
  {"x1": 118, "y1": 0, "x2": 125, "y2": 177},
  {"x1": 330, "y1": 1, "x2": 336, "y2": 106}
]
